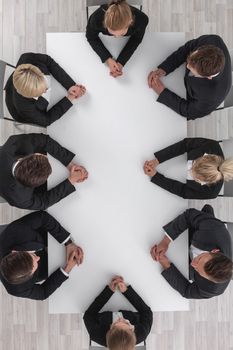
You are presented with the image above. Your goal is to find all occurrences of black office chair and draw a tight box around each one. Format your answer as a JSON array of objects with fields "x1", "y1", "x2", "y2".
[
  {"x1": 86, "y1": 0, "x2": 143, "y2": 21},
  {"x1": 89, "y1": 339, "x2": 147, "y2": 349},
  {"x1": 0, "y1": 59, "x2": 15, "y2": 121},
  {"x1": 0, "y1": 225, "x2": 7, "y2": 235},
  {"x1": 224, "y1": 48, "x2": 233, "y2": 108}
]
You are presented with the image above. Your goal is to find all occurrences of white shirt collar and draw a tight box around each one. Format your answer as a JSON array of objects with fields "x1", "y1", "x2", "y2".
[{"x1": 12, "y1": 160, "x2": 20, "y2": 177}]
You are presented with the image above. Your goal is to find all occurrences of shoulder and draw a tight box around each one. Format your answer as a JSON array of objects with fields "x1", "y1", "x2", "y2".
[
  {"x1": 88, "y1": 5, "x2": 106, "y2": 28},
  {"x1": 131, "y1": 7, "x2": 149, "y2": 27}
]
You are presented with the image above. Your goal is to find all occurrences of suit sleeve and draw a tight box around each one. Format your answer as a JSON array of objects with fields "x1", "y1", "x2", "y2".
[
  {"x1": 154, "y1": 138, "x2": 212, "y2": 163},
  {"x1": 83, "y1": 286, "x2": 113, "y2": 337},
  {"x1": 21, "y1": 211, "x2": 70, "y2": 243},
  {"x1": 161, "y1": 263, "x2": 211, "y2": 299},
  {"x1": 86, "y1": 11, "x2": 112, "y2": 63},
  {"x1": 19, "y1": 268, "x2": 68, "y2": 300},
  {"x1": 157, "y1": 37, "x2": 200, "y2": 74},
  {"x1": 17, "y1": 52, "x2": 76, "y2": 90},
  {"x1": 122, "y1": 286, "x2": 153, "y2": 343},
  {"x1": 151, "y1": 173, "x2": 219, "y2": 199},
  {"x1": 163, "y1": 208, "x2": 206, "y2": 241},
  {"x1": 46, "y1": 135, "x2": 75, "y2": 166},
  {"x1": 20, "y1": 133, "x2": 75, "y2": 166},
  {"x1": 13, "y1": 179, "x2": 75, "y2": 210},
  {"x1": 151, "y1": 172, "x2": 189, "y2": 199},
  {"x1": 16, "y1": 96, "x2": 73, "y2": 127},
  {"x1": 116, "y1": 14, "x2": 149, "y2": 66},
  {"x1": 157, "y1": 88, "x2": 209, "y2": 120}
]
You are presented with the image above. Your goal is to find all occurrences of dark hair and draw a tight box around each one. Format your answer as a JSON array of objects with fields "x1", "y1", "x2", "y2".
[
  {"x1": 14, "y1": 154, "x2": 52, "y2": 187},
  {"x1": 187, "y1": 45, "x2": 225, "y2": 76},
  {"x1": 204, "y1": 252, "x2": 233, "y2": 283},
  {"x1": 106, "y1": 327, "x2": 136, "y2": 350},
  {"x1": 0, "y1": 252, "x2": 33, "y2": 284}
]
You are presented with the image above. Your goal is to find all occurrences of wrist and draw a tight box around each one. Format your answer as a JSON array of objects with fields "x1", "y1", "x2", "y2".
[
  {"x1": 163, "y1": 235, "x2": 171, "y2": 245},
  {"x1": 162, "y1": 262, "x2": 171, "y2": 270},
  {"x1": 64, "y1": 265, "x2": 72, "y2": 274},
  {"x1": 65, "y1": 238, "x2": 73, "y2": 246},
  {"x1": 68, "y1": 177, "x2": 75, "y2": 186},
  {"x1": 67, "y1": 95, "x2": 75, "y2": 102}
]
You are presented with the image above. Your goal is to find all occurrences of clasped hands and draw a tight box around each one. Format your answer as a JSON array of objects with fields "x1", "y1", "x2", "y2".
[
  {"x1": 150, "y1": 235, "x2": 171, "y2": 270},
  {"x1": 106, "y1": 58, "x2": 123, "y2": 78},
  {"x1": 64, "y1": 242, "x2": 84, "y2": 274},
  {"x1": 109, "y1": 276, "x2": 128, "y2": 293},
  {"x1": 147, "y1": 67, "x2": 166, "y2": 95},
  {"x1": 67, "y1": 161, "x2": 88, "y2": 185},
  {"x1": 143, "y1": 158, "x2": 159, "y2": 177},
  {"x1": 67, "y1": 84, "x2": 86, "y2": 102}
]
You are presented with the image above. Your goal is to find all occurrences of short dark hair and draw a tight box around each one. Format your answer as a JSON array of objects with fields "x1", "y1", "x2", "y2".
[
  {"x1": 0, "y1": 252, "x2": 33, "y2": 284},
  {"x1": 204, "y1": 252, "x2": 233, "y2": 283},
  {"x1": 14, "y1": 154, "x2": 52, "y2": 187},
  {"x1": 187, "y1": 45, "x2": 225, "y2": 76},
  {"x1": 106, "y1": 327, "x2": 136, "y2": 350}
]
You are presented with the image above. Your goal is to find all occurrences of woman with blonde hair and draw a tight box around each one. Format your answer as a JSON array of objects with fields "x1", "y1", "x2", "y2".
[
  {"x1": 144, "y1": 138, "x2": 233, "y2": 199},
  {"x1": 5, "y1": 52, "x2": 86, "y2": 126},
  {"x1": 83, "y1": 276, "x2": 152, "y2": 349},
  {"x1": 86, "y1": 0, "x2": 148, "y2": 77}
]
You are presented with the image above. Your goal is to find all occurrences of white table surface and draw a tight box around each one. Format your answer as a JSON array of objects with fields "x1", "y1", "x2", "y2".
[{"x1": 46, "y1": 32, "x2": 189, "y2": 313}]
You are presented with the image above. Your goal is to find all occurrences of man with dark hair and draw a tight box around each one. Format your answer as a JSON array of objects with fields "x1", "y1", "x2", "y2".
[
  {"x1": 148, "y1": 35, "x2": 232, "y2": 119},
  {"x1": 0, "y1": 211, "x2": 84, "y2": 300},
  {"x1": 150, "y1": 205, "x2": 233, "y2": 299},
  {"x1": 0, "y1": 133, "x2": 88, "y2": 210}
]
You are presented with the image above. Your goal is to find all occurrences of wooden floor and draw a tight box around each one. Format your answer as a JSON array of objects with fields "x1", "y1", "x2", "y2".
[{"x1": 0, "y1": 1, "x2": 233, "y2": 349}]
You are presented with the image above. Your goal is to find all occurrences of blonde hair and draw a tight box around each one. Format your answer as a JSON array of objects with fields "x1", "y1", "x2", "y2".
[
  {"x1": 13, "y1": 64, "x2": 46, "y2": 98},
  {"x1": 104, "y1": 0, "x2": 134, "y2": 31},
  {"x1": 106, "y1": 327, "x2": 136, "y2": 350},
  {"x1": 192, "y1": 155, "x2": 233, "y2": 184}
]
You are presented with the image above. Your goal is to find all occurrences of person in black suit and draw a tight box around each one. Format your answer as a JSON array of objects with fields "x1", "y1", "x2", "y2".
[
  {"x1": 150, "y1": 205, "x2": 233, "y2": 299},
  {"x1": 148, "y1": 35, "x2": 232, "y2": 119},
  {"x1": 0, "y1": 133, "x2": 88, "y2": 210},
  {"x1": 86, "y1": 0, "x2": 148, "y2": 78},
  {"x1": 5, "y1": 52, "x2": 86, "y2": 126},
  {"x1": 0, "y1": 211, "x2": 84, "y2": 300},
  {"x1": 143, "y1": 137, "x2": 233, "y2": 199},
  {"x1": 83, "y1": 276, "x2": 152, "y2": 349}
]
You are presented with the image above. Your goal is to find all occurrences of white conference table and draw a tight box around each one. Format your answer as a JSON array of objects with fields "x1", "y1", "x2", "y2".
[{"x1": 46, "y1": 32, "x2": 189, "y2": 314}]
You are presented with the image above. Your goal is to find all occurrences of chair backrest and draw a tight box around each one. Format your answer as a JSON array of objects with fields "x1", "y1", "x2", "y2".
[
  {"x1": 0, "y1": 59, "x2": 15, "y2": 119},
  {"x1": 89, "y1": 339, "x2": 146, "y2": 350},
  {"x1": 86, "y1": 0, "x2": 142, "y2": 6},
  {"x1": 219, "y1": 139, "x2": 233, "y2": 197},
  {"x1": 86, "y1": 0, "x2": 143, "y2": 20},
  {"x1": 89, "y1": 346, "x2": 146, "y2": 350},
  {"x1": 0, "y1": 225, "x2": 7, "y2": 235},
  {"x1": 0, "y1": 60, "x2": 8, "y2": 118},
  {"x1": 224, "y1": 48, "x2": 233, "y2": 108}
]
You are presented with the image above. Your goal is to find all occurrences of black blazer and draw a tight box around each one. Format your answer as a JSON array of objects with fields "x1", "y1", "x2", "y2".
[
  {"x1": 0, "y1": 133, "x2": 75, "y2": 210},
  {"x1": 161, "y1": 205, "x2": 232, "y2": 299},
  {"x1": 0, "y1": 211, "x2": 70, "y2": 300},
  {"x1": 83, "y1": 285, "x2": 153, "y2": 347},
  {"x1": 5, "y1": 52, "x2": 75, "y2": 126},
  {"x1": 157, "y1": 35, "x2": 232, "y2": 119},
  {"x1": 86, "y1": 5, "x2": 148, "y2": 66},
  {"x1": 151, "y1": 138, "x2": 224, "y2": 199}
]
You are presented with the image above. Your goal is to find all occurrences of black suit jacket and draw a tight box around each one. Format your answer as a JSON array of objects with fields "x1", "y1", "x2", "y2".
[
  {"x1": 83, "y1": 285, "x2": 153, "y2": 346},
  {"x1": 157, "y1": 35, "x2": 232, "y2": 119},
  {"x1": 0, "y1": 133, "x2": 75, "y2": 210},
  {"x1": 151, "y1": 138, "x2": 224, "y2": 199},
  {"x1": 86, "y1": 5, "x2": 148, "y2": 66},
  {"x1": 0, "y1": 211, "x2": 70, "y2": 300},
  {"x1": 5, "y1": 52, "x2": 75, "y2": 126},
  {"x1": 161, "y1": 205, "x2": 232, "y2": 299}
]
